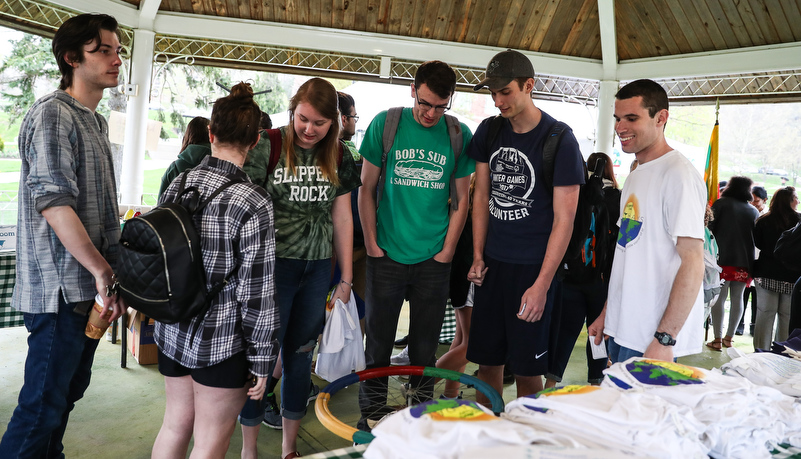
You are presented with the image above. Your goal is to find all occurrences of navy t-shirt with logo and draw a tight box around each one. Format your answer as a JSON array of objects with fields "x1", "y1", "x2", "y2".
[{"x1": 467, "y1": 111, "x2": 585, "y2": 264}]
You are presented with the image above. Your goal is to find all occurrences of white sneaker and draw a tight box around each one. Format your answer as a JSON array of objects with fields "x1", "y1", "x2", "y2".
[{"x1": 390, "y1": 346, "x2": 410, "y2": 365}]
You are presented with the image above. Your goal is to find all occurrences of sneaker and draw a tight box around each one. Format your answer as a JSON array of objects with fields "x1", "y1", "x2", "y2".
[
  {"x1": 262, "y1": 392, "x2": 282, "y2": 430},
  {"x1": 390, "y1": 346, "x2": 410, "y2": 365},
  {"x1": 307, "y1": 383, "x2": 320, "y2": 404},
  {"x1": 394, "y1": 335, "x2": 408, "y2": 348}
]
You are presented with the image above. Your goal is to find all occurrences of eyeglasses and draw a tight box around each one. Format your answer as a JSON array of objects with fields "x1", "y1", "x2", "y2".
[
  {"x1": 344, "y1": 114, "x2": 359, "y2": 122},
  {"x1": 415, "y1": 93, "x2": 452, "y2": 113}
]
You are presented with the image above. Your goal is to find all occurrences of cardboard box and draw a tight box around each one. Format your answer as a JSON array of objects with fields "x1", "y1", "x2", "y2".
[
  {"x1": 127, "y1": 310, "x2": 158, "y2": 365},
  {"x1": 0, "y1": 225, "x2": 16, "y2": 250}
]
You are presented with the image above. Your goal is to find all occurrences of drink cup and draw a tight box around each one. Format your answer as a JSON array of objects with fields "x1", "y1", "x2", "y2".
[{"x1": 85, "y1": 294, "x2": 111, "y2": 340}]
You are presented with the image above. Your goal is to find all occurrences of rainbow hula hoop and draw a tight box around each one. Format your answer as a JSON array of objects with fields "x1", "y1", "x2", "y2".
[{"x1": 314, "y1": 365, "x2": 505, "y2": 444}]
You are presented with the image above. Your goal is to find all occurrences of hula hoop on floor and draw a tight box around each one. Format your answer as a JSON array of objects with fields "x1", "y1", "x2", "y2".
[{"x1": 314, "y1": 365, "x2": 504, "y2": 444}]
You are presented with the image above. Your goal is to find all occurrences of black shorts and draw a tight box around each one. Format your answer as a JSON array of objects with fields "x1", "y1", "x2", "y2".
[
  {"x1": 157, "y1": 350, "x2": 250, "y2": 389},
  {"x1": 466, "y1": 255, "x2": 555, "y2": 377}
]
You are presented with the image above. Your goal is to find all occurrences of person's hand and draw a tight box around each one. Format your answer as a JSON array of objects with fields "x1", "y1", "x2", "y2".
[
  {"x1": 587, "y1": 312, "x2": 607, "y2": 345},
  {"x1": 433, "y1": 249, "x2": 454, "y2": 264},
  {"x1": 643, "y1": 339, "x2": 675, "y2": 362},
  {"x1": 467, "y1": 260, "x2": 488, "y2": 286},
  {"x1": 517, "y1": 282, "x2": 548, "y2": 322},
  {"x1": 365, "y1": 242, "x2": 384, "y2": 258},
  {"x1": 95, "y1": 272, "x2": 124, "y2": 322},
  {"x1": 248, "y1": 375, "x2": 267, "y2": 400},
  {"x1": 329, "y1": 281, "x2": 351, "y2": 308}
]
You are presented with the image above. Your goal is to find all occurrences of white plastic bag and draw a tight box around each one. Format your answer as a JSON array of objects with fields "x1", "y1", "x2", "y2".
[{"x1": 315, "y1": 291, "x2": 365, "y2": 382}]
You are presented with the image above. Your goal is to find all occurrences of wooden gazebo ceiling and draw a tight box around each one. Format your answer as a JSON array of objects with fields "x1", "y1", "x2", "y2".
[
  {"x1": 121, "y1": 0, "x2": 801, "y2": 62},
  {"x1": 5, "y1": 0, "x2": 801, "y2": 102}
]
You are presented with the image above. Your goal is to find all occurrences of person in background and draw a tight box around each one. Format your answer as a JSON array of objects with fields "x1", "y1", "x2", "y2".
[
  {"x1": 337, "y1": 91, "x2": 366, "y2": 303},
  {"x1": 159, "y1": 112, "x2": 273, "y2": 199},
  {"x1": 158, "y1": 116, "x2": 210, "y2": 198},
  {"x1": 0, "y1": 13, "x2": 127, "y2": 457},
  {"x1": 739, "y1": 184, "x2": 769, "y2": 335},
  {"x1": 706, "y1": 176, "x2": 759, "y2": 351},
  {"x1": 753, "y1": 187, "x2": 801, "y2": 350},
  {"x1": 546, "y1": 152, "x2": 620, "y2": 388},
  {"x1": 588, "y1": 79, "x2": 706, "y2": 364},
  {"x1": 239, "y1": 78, "x2": 360, "y2": 459},
  {"x1": 152, "y1": 82, "x2": 279, "y2": 458}
]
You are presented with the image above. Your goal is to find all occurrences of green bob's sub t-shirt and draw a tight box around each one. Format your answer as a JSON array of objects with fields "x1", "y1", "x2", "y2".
[{"x1": 359, "y1": 109, "x2": 474, "y2": 264}]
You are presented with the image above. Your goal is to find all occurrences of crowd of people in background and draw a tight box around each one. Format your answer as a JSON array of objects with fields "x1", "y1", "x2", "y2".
[{"x1": 3, "y1": 12, "x2": 801, "y2": 459}]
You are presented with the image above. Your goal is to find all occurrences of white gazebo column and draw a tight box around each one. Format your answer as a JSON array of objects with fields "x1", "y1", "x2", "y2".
[
  {"x1": 595, "y1": 80, "x2": 618, "y2": 154},
  {"x1": 120, "y1": 29, "x2": 155, "y2": 205}
]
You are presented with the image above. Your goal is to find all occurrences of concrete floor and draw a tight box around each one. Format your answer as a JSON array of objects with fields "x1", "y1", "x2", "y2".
[{"x1": 0, "y1": 308, "x2": 754, "y2": 458}]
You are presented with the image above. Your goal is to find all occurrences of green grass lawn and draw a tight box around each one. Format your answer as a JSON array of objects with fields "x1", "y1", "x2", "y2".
[
  {"x1": 0, "y1": 167, "x2": 166, "y2": 199},
  {"x1": 0, "y1": 159, "x2": 21, "y2": 173}
]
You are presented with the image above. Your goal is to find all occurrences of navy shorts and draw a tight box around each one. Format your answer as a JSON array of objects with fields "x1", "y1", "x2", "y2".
[
  {"x1": 158, "y1": 350, "x2": 251, "y2": 389},
  {"x1": 466, "y1": 255, "x2": 555, "y2": 377}
]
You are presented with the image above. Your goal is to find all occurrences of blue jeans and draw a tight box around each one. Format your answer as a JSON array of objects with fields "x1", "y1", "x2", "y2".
[
  {"x1": 359, "y1": 255, "x2": 451, "y2": 421},
  {"x1": 275, "y1": 258, "x2": 330, "y2": 420},
  {"x1": 0, "y1": 297, "x2": 99, "y2": 459},
  {"x1": 607, "y1": 336, "x2": 643, "y2": 364},
  {"x1": 240, "y1": 258, "x2": 329, "y2": 423}
]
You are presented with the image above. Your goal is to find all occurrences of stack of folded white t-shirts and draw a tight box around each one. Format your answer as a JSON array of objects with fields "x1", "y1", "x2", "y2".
[
  {"x1": 722, "y1": 347, "x2": 801, "y2": 397},
  {"x1": 363, "y1": 398, "x2": 580, "y2": 459},
  {"x1": 503, "y1": 385, "x2": 708, "y2": 459},
  {"x1": 602, "y1": 358, "x2": 801, "y2": 458}
]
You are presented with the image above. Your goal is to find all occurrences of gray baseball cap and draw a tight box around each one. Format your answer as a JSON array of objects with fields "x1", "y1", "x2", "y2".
[{"x1": 473, "y1": 49, "x2": 535, "y2": 91}]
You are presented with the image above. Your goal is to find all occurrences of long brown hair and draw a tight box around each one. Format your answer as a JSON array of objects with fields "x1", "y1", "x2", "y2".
[
  {"x1": 284, "y1": 78, "x2": 341, "y2": 186},
  {"x1": 760, "y1": 186, "x2": 799, "y2": 230},
  {"x1": 181, "y1": 116, "x2": 209, "y2": 151}
]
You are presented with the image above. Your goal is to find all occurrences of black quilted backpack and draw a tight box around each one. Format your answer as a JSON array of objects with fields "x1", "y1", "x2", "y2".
[{"x1": 117, "y1": 172, "x2": 241, "y2": 326}]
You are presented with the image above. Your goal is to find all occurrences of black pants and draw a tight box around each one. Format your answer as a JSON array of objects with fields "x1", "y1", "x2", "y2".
[{"x1": 547, "y1": 279, "x2": 608, "y2": 384}]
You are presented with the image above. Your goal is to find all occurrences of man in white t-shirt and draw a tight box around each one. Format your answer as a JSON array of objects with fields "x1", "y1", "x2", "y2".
[{"x1": 588, "y1": 79, "x2": 706, "y2": 363}]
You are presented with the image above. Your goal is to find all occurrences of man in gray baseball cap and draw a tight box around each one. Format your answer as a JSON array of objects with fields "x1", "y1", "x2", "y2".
[
  {"x1": 465, "y1": 48, "x2": 585, "y2": 402},
  {"x1": 474, "y1": 49, "x2": 536, "y2": 91}
]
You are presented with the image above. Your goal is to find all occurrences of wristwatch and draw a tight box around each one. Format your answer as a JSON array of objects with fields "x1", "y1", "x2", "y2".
[{"x1": 654, "y1": 331, "x2": 676, "y2": 346}]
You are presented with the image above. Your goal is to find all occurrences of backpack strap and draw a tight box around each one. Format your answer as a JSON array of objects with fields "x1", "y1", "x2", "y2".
[
  {"x1": 542, "y1": 121, "x2": 570, "y2": 196},
  {"x1": 266, "y1": 128, "x2": 283, "y2": 175},
  {"x1": 377, "y1": 107, "x2": 404, "y2": 207},
  {"x1": 377, "y1": 108, "x2": 464, "y2": 210},
  {"x1": 485, "y1": 115, "x2": 505, "y2": 152},
  {"x1": 443, "y1": 113, "x2": 463, "y2": 211}
]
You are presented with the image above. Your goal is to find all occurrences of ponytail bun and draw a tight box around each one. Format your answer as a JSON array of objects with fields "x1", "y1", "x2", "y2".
[
  {"x1": 209, "y1": 81, "x2": 261, "y2": 147},
  {"x1": 229, "y1": 81, "x2": 255, "y2": 101}
]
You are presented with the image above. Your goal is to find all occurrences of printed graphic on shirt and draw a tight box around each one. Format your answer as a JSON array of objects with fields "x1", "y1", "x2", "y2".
[
  {"x1": 538, "y1": 385, "x2": 600, "y2": 397},
  {"x1": 391, "y1": 149, "x2": 448, "y2": 190},
  {"x1": 617, "y1": 194, "x2": 642, "y2": 248},
  {"x1": 272, "y1": 165, "x2": 333, "y2": 202},
  {"x1": 409, "y1": 399, "x2": 497, "y2": 422},
  {"x1": 625, "y1": 360, "x2": 705, "y2": 387},
  {"x1": 489, "y1": 147, "x2": 535, "y2": 221}
]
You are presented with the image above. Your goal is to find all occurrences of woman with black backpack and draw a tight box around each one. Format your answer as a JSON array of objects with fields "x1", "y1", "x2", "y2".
[{"x1": 152, "y1": 82, "x2": 280, "y2": 458}]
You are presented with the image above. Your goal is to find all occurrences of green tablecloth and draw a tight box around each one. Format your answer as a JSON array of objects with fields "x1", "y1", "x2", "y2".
[{"x1": 0, "y1": 250, "x2": 21, "y2": 328}]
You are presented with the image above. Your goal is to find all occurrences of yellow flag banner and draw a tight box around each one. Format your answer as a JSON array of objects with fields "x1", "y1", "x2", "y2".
[{"x1": 704, "y1": 121, "x2": 719, "y2": 206}]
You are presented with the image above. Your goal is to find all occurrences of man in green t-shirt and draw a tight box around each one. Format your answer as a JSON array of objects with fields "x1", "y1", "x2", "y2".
[{"x1": 357, "y1": 61, "x2": 475, "y2": 429}]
